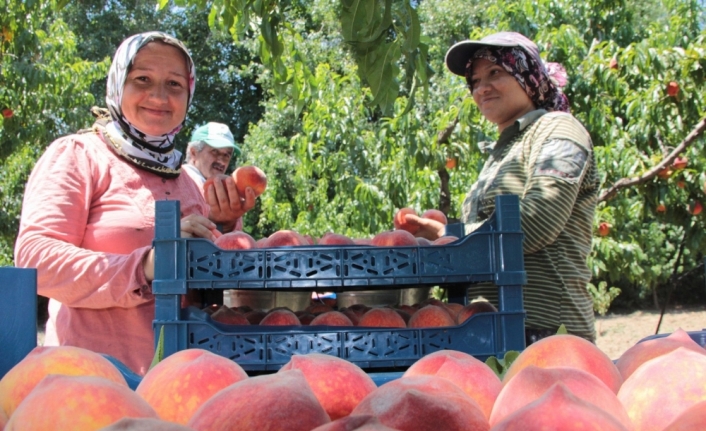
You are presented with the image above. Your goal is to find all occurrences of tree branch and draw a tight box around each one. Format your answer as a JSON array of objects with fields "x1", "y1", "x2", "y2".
[
  {"x1": 436, "y1": 115, "x2": 460, "y2": 215},
  {"x1": 598, "y1": 117, "x2": 706, "y2": 202}
]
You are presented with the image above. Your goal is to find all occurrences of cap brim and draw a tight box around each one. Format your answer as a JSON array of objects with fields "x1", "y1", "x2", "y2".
[
  {"x1": 444, "y1": 40, "x2": 520, "y2": 77},
  {"x1": 201, "y1": 138, "x2": 236, "y2": 149}
]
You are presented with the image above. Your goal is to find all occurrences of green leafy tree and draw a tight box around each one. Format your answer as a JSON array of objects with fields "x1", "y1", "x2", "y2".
[
  {"x1": 4, "y1": 0, "x2": 706, "y2": 318},
  {"x1": 0, "y1": 1, "x2": 108, "y2": 266},
  {"x1": 235, "y1": 0, "x2": 706, "y2": 312}
]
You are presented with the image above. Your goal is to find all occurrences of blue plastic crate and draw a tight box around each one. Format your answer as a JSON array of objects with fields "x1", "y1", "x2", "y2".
[
  {"x1": 152, "y1": 194, "x2": 527, "y2": 371},
  {"x1": 0, "y1": 267, "x2": 37, "y2": 379}
]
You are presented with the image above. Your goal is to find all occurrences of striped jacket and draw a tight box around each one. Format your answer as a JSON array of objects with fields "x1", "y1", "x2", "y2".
[{"x1": 462, "y1": 110, "x2": 599, "y2": 341}]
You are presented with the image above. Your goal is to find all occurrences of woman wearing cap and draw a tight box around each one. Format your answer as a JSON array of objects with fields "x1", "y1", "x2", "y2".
[
  {"x1": 14, "y1": 32, "x2": 216, "y2": 375},
  {"x1": 409, "y1": 31, "x2": 599, "y2": 345}
]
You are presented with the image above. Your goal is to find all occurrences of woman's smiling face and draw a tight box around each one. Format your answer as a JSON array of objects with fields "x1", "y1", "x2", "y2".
[
  {"x1": 469, "y1": 58, "x2": 536, "y2": 132},
  {"x1": 121, "y1": 41, "x2": 189, "y2": 136}
]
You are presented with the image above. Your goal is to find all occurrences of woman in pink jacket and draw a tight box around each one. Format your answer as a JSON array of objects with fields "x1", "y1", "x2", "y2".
[{"x1": 14, "y1": 32, "x2": 219, "y2": 375}]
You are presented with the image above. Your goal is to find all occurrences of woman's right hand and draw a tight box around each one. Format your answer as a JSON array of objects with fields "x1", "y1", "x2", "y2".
[
  {"x1": 180, "y1": 214, "x2": 220, "y2": 241},
  {"x1": 404, "y1": 214, "x2": 446, "y2": 241},
  {"x1": 142, "y1": 214, "x2": 219, "y2": 282}
]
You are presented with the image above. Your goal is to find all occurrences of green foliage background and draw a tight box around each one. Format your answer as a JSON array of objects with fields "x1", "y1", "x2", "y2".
[{"x1": 2, "y1": 0, "x2": 705, "y2": 313}]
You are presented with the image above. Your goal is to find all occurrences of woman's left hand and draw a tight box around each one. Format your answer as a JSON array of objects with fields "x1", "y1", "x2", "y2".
[{"x1": 181, "y1": 214, "x2": 220, "y2": 241}]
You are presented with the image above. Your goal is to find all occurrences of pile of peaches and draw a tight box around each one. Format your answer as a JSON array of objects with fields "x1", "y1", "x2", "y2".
[
  {"x1": 2, "y1": 329, "x2": 705, "y2": 430},
  {"x1": 213, "y1": 206, "x2": 457, "y2": 250},
  {"x1": 205, "y1": 165, "x2": 458, "y2": 249},
  {"x1": 204, "y1": 297, "x2": 498, "y2": 329}
]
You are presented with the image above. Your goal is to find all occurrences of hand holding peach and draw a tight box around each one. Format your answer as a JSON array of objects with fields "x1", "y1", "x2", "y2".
[
  {"x1": 403, "y1": 214, "x2": 447, "y2": 241},
  {"x1": 204, "y1": 174, "x2": 256, "y2": 232}
]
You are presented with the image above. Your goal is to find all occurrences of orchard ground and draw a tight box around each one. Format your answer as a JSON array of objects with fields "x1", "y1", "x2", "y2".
[
  {"x1": 35, "y1": 305, "x2": 706, "y2": 361},
  {"x1": 594, "y1": 304, "x2": 706, "y2": 359}
]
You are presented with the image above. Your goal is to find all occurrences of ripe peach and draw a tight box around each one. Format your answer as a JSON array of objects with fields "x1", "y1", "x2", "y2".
[
  {"x1": 398, "y1": 304, "x2": 418, "y2": 315},
  {"x1": 309, "y1": 311, "x2": 354, "y2": 326},
  {"x1": 489, "y1": 366, "x2": 632, "y2": 429},
  {"x1": 340, "y1": 308, "x2": 360, "y2": 325},
  {"x1": 609, "y1": 58, "x2": 619, "y2": 69},
  {"x1": 232, "y1": 165, "x2": 267, "y2": 197},
  {"x1": 318, "y1": 233, "x2": 355, "y2": 245},
  {"x1": 393, "y1": 308, "x2": 412, "y2": 324},
  {"x1": 656, "y1": 204, "x2": 667, "y2": 213},
  {"x1": 491, "y1": 382, "x2": 629, "y2": 431},
  {"x1": 0, "y1": 345, "x2": 127, "y2": 419},
  {"x1": 358, "y1": 307, "x2": 407, "y2": 328},
  {"x1": 280, "y1": 353, "x2": 377, "y2": 420},
  {"x1": 416, "y1": 237, "x2": 432, "y2": 246},
  {"x1": 263, "y1": 230, "x2": 309, "y2": 247},
  {"x1": 346, "y1": 303, "x2": 372, "y2": 318},
  {"x1": 371, "y1": 229, "x2": 418, "y2": 246},
  {"x1": 618, "y1": 347, "x2": 706, "y2": 431},
  {"x1": 404, "y1": 350, "x2": 502, "y2": 420},
  {"x1": 502, "y1": 334, "x2": 623, "y2": 393},
  {"x1": 5, "y1": 375, "x2": 157, "y2": 431},
  {"x1": 235, "y1": 305, "x2": 253, "y2": 313},
  {"x1": 421, "y1": 209, "x2": 448, "y2": 225},
  {"x1": 419, "y1": 298, "x2": 445, "y2": 308},
  {"x1": 351, "y1": 375, "x2": 489, "y2": 431},
  {"x1": 408, "y1": 305, "x2": 456, "y2": 328},
  {"x1": 662, "y1": 400, "x2": 706, "y2": 431},
  {"x1": 97, "y1": 417, "x2": 196, "y2": 431},
  {"x1": 615, "y1": 328, "x2": 706, "y2": 380},
  {"x1": 689, "y1": 201, "x2": 702, "y2": 215},
  {"x1": 260, "y1": 308, "x2": 301, "y2": 326},
  {"x1": 598, "y1": 222, "x2": 610, "y2": 237},
  {"x1": 432, "y1": 235, "x2": 459, "y2": 245},
  {"x1": 213, "y1": 231, "x2": 256, "y2": 250},
  {"x1": 1, "y1": 108, "x2": 13, "y2": 119},
  {"x1": 210, "y1": 305, "x2": 250, "y2": 325},
  {"x1": 666, "y1": 81, "x2": 679, "y2": 97},
  {"x1": 444, "y1": 302, "x2": 463, "y2": 318},
  {"x1": 187, "y1": 369, "x2": 330, "y2": 431},
  {"x1": 353, "y1": 238, "x2": 373, "y2": 245},
  {"x1": 672, "y1": 156, "x2": 688, "y2": 170},
  {"x1": 658, "y1": 167, "x2": 673, "y2": 179},
  {"x1": 136, "y1": 349, "x2": 248, "y2": 425},
  {"x1": 311, "y1": 415, "x2": 399, "y2": 431},
  {"x1": 306, "y1": 303, "x2": 335, "y2": 315},
  {"x1": 298, "y1": 313, "x2": 316, "y2": 325},
  {"x1": 457, "y1": 301, "x2": 498, "y2": 324},
  {"x1": 244, "y1": 309, "x2": 267, "y2": 324}
]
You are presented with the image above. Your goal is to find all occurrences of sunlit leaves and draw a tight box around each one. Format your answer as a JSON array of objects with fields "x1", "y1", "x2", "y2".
[{"x1": 0, "y1": 2, "x2": 106, "y2": 265}]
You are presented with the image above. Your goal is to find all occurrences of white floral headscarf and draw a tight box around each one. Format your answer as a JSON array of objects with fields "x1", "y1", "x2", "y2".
[{"x1": 104, "y1": 31, "x2": 196, "y2": 178}]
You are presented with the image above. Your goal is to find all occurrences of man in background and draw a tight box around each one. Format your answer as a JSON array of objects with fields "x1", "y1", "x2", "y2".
[
  {"x1": 183, "y1": 122, "x2": 240, "y2": 188},
  {"x1": 183, "y1": 122, "x2": 246, "y2": 232}
]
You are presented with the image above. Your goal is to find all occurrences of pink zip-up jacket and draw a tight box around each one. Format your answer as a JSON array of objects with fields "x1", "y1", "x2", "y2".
[{"x1": 14, "y1": 130, "x2": 208, "y2": 375}]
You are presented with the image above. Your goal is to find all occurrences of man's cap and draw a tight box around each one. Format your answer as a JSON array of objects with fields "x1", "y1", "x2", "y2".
[
  {"x1": 190, "y1": 122, "x2": 241, "y2": 156},
  {"x1": 444, "y1": 31, "x2": 540, "y2": 77}
]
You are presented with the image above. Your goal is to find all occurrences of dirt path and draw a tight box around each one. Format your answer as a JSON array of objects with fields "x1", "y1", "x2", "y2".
[{"x1": 595, "y1": 305, "x2": 706, "y2": 359}]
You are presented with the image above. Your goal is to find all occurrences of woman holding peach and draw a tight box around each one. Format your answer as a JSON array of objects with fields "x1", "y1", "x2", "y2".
[
  {"x1": 15, "y1": 32, "x2": 220, "y2": 375},
  {"x1": 408, "y1": 32, "x2": 599, "y2": 345}
]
